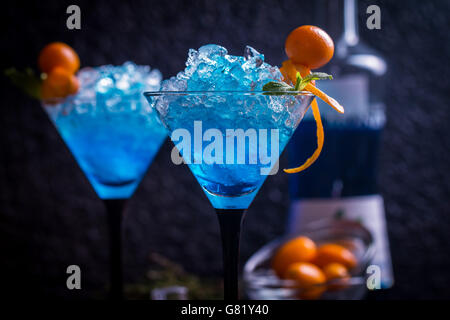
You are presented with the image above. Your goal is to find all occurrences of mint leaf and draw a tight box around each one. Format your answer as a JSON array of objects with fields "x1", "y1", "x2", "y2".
[
  {"x1": 302, "y1": 72, "x2": 333, "y2": 82},
  {"x1": 263, "y1": 71, "x2": 333, "y2": 95},
  {"x1": 293, "y1": 72, "x2": 303, "y2": 91},
  {"x1": 262, "y1": 81, "x2": 293, "y2": 91},
  {"x1": 4, "y1": 68, "x2": 42, "y2": 100},
  {"x1": 297, "y1": 72, "x2": 333, "y2": 91},
  {"x1": 262, "y1": 81, "x2": 297, "y2": 95}
]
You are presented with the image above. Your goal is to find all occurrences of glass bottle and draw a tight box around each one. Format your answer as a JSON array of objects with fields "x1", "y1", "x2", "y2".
[{"x1": 287, "y1": 0, "x2": 393, "y2": 289}]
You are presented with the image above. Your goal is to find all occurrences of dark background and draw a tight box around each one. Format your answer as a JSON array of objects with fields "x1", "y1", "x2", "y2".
[{"x1": 1, "y1": 0, "x2": 449, "y2": 299}]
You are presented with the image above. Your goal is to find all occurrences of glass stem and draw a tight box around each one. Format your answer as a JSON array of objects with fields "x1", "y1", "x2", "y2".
[
  {"x1": 104, "y1": 199, "x2": 127, "y2": 300},
  {"x1": 216, "y1": 209, "x2": 246, "y2": 300}
]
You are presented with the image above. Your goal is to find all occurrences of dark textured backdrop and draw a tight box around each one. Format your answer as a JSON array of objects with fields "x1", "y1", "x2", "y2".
[{"x1": 1, "y1": 0, "x2": 449, "y2": 299}]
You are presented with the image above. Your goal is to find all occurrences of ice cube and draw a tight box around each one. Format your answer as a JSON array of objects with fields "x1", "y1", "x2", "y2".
[
  {"x1": 196, "y1": 62, "x2": 215, "y2": 78},
  {"x1": 123, "y1": 61, "x2": 136, "y2": 74},
  {"x1": 161, "y1": 77, "x2": 187, "y2": 91},
  {"x1": 198, "y1": 44, "x2": 228, "y2": 58},
  {"x1": 146, "y1": 69, "x2": 163, "y2": 91},
  {"x1": 242, "y1": 46, "x2": 264, "y2": 71},
  {"x1": 186, "y1": 49, "x2": 199, "y2": 67},
  {"x1": 78, "y1": 67, "x2": 100, "y2": 88},
  {"x1": 116, "y1": 74, "x2": 131, "y2": 91},
  {"x1": 163, "y1": 44, "x2": 280, "y2": 92},
  {"x1": 96, "y1": 76, "x2": 114, "y2": 94}
]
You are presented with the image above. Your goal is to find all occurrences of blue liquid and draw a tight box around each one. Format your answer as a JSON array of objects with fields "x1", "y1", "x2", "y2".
[
  {"x1": 187, "y1": 130, "x2": 291, "y2": 209},
  {"x1": 288, "y1": 119, "x2": 383, "y2": 199},
  {"x1": 54, "y1": 109, "x2": 166, "y2": 199},
  {"x1": 150, "y1": 93, "x2": 312, "y2": 209}
]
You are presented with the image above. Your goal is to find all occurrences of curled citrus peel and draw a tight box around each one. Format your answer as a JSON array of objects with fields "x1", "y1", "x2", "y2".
[
  {"x1": 282, "y1": 63, "x2": 344, "y2": 173},
  {"x1": 263, "y1": 61, "x2": 343, "y2": 174},
  {"x1": 284, "y1": 98, "x2": 324, "y2": 173},
  {"x1": 304, "y1": 83, "x2": 344, "y2": 114},
  {"x1": 280, "y1": 59, "x2": 344, "y2": 114}
]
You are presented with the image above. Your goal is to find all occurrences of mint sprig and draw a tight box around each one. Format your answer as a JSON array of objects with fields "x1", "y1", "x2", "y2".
[
  {"x1": 263, "y1": 71, "x2": 332, "y2": 95},
  {"x1": 4, "y1": 68, "x2": 42, "y2": 100},
  {"x1": 262, "y1": 81, "x2": 295, "y2": 95}
]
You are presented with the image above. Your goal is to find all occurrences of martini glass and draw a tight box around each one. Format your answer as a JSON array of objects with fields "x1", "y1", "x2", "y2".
[
  {"x1": 144, "y1": 91, "x2": 314, "y2": 300},
  {"x1": 43, "y1": 95, "x2": 167, "y2": 299}
]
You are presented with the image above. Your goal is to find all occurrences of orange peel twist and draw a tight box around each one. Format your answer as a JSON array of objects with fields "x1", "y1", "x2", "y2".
[{"x1": 284, "y1": 98, "x2": 324, "y2": 173}]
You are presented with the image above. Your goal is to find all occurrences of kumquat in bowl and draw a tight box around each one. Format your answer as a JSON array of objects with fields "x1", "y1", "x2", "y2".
[{"x1": 243, "y1": 219, "x2": 375, "y2": 300}]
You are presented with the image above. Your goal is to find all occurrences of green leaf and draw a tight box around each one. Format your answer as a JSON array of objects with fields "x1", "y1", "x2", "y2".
[
  {"x1": 4, "y1": 68, "x2": 42, "y2": 100},
  {"x1": 302, "y1": 72, "x2": 333, "y2": 82},
  {"x1": 262, "y1": 81, "x2": 297, "y2": 95},
  {"x1": 263, "y1": 71, "x2": 334, "y2": 96},
  {"x1": 262, "y1": 81, "x2": 293, "y2": 91},
  {"x1": 297, "y1": 72, "x2": 333, "y2": 91},
  {"x1": 293, "y1": 72, "x2": 303, "y2": 91}
]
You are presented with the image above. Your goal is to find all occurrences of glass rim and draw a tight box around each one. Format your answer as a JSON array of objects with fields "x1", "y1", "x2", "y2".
[
  {"x1": 41, "y1": 95, "x2": 146, "y2": 105},
  {"x1": 41, "y1": 90, "x2": 314, "y2": 105},
  {"x1": 144, "y1": 90, "x2": 315, "y2": 97}
]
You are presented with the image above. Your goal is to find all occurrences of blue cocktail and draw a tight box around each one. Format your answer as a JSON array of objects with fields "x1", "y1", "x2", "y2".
[
  {"x1": 51, "y1": 97, "x2": 166, "y2": 199},
  {"x1": 145, "y1": 45, "x2": 314, "y2": 299},
  {"x1": 43, "y1": 62, "x2": 166, "y2": 299}
]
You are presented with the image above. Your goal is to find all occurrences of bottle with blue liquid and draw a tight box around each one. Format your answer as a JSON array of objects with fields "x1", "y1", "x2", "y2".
[{"x1": 288, "y1": 0, "x2": 393, "y2": 289}]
